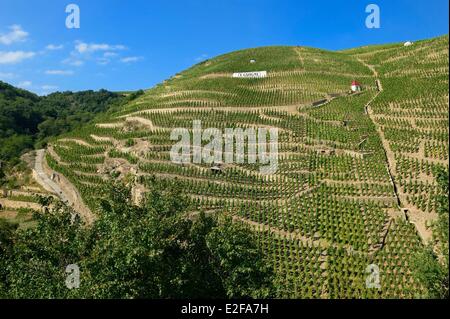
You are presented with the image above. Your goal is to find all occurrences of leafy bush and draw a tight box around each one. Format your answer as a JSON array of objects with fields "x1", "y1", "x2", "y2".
[{"x1": 0, "y1": 180, "x2": 274, "y2": 298}]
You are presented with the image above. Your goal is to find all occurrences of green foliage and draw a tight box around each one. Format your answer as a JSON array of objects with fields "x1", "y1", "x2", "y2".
[
  {"x1": 127, "y1": 89, "x2": 145, "y2": 101},
  {"x1": 0, "y1": 134, "x2": 33, "y2": 162},
  {"x1": 0, "y1": 219, "x2": 17, "y2": 257},
  {"x1": 0, "y1": 219, "x2": 18, "y2": 298},
  {"x1": 0, "y1": 180, "x2": 274, "y2": 298},
  {"x1": 125, "y1": 138, "x2": 135, "y2": 147},
  {"x1": 412, "y1": 168, "x2": 449, "y2": 299},
  {"x1": 412, "y1": 248, "x2": 448, "y2": 299},
  {"x1": 35, "y1": 90, "x2": 125, "y2": 144},
  {"x1": 4, "y1": 204, "x2": 88, "y2": 298},
  {"x1": 206, "y1": 217, "x2": 274, "y2": 298},
  {"x1": 0, "y1": 166, "x2": 5, "y2": 187},
  {"x1": 0, "y1": 81, "x2": 127, "y2": 163}
]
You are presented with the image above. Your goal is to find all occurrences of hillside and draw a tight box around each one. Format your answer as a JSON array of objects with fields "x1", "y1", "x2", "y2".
[
  {"x1": 0, "y1": 86, "x2": 130, "y2": 227},
  {"x1": 10, "y1": 36, "x2": 450, "y2": 298},
  {"x1": 0, "y1": 83, "x2": 128, "y2": 162},
  {"x1": 0, "y1": 81, "x2": 40, "y2": 162}
]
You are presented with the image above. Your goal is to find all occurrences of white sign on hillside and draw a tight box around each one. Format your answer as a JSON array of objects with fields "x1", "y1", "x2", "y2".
[{"x1": 232, "y1": 71, "x2": 267, "y2": 78}]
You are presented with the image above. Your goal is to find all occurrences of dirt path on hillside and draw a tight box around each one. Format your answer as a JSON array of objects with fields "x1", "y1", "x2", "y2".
[
  {"x1": 294, "y1": 47, "x2": 305, "y2": 67},
  {"x1": 356, "y1": 58, "x2": 436, "y2": 243},
  {"x1": 33, "y1": 149, "x2": 94, "y2": 224}
]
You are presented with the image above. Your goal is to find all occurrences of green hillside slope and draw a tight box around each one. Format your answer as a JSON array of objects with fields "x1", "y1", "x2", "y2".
[{"x1": 45, "y1": 35, "x2": 449, "y2": 298}]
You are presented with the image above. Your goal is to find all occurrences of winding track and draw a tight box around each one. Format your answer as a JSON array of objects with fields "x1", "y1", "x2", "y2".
[
  {"x1": 356, "y1": 58, "x2": 436, "y2": 244},
  {"x1": 33, "y1": 149, "x2": 94, "y2": 224},
  {"x1": 33, "y1": 150, "x2": 69, "y2": 201}
]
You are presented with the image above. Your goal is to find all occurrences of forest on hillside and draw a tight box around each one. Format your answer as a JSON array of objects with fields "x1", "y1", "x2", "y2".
[{"x1": 0, "y1": 81, "x2": 143, "y2": 165}]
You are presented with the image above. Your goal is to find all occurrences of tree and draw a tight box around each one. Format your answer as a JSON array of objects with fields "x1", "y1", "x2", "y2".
[
  {"x1": 0, "y1": 219, "x2": 18, "y2": 298},
  {"x1": 81, "y1": 180, "x2": 274, "y2": 298},
  {"x1": 0, "y1": 165, "x2": 5, "y2": 187},
  {"x1": 1, "y1": 81, "x2": 128, "y2": 165},
  {"x1": 206, "y1": 217, "x2": 275, "y2": 298},
  {"x1": 3, "y1": 202, "x2": 88, "y2": 299},
  {"x1": 0, "y1": 135, "x2": 33, "y2": 162},
  {"x1": 0, "y1": 180, "x2": 274, "y2": 299}
]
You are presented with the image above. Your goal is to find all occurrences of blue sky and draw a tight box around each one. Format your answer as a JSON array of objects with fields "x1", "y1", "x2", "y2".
[{"x1": 0, "y1": 0, "x2": 448, "y2": 95}]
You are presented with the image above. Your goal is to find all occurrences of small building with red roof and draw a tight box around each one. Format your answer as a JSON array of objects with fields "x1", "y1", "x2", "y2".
[{"x1": 351, "y1": 80, "x2": 361, "y2": 92}]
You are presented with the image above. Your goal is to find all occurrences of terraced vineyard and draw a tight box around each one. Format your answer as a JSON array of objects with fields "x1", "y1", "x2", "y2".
[
  {"x1": 39, "y1": 36, "x2": 448, "y2": 298},
  {"x1": 0, "y1": 152, "x2": 54, "y2": 228}
]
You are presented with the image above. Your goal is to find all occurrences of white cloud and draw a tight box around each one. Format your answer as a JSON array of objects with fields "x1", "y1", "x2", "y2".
[
  {"x1": 0, "y1": 51, "x2": 35, "y2": 64},
  {"x1": 46, "y1": 44, "x2": 64, "y2": 50},
  {"x1": 17, "y1": 80, "x2": 32, "y2": 88},
  {"x1": 62, "y1": 57, "x2": 84, "y2": 66},
  {"x1": 195, "y1": 53, "x2": 209, "y2": 62},
  {"x1": 120, "y1": 56, "x2": 143, "y2": 63},
  {"x1": 0, "y1": 25, "x2": 28, "y2": 45},
  {"x1": 64, "y1": 41, "x2": 141, "y2": 66},
  {"x1": 75, "y1": 41, "x2": 126, "y2": 54},
  {"x1": 0, "y1": 72, "x2": 15, "y2": 80},
  {"x1": 45, "y1": 69, "x2": 74, "y2": 76},
  {"x1": 70, "y1": 60, "x2": 84, "y2": 66},
  {"x1": 41, "y1": 85, "x2": 58, "y2": 90},
  {"x1": 97, "y1": 57, "x2": 110, "y2": 65},
  {"x1": 103, "y1": 52, "x2": 118, "y2": 58}
]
